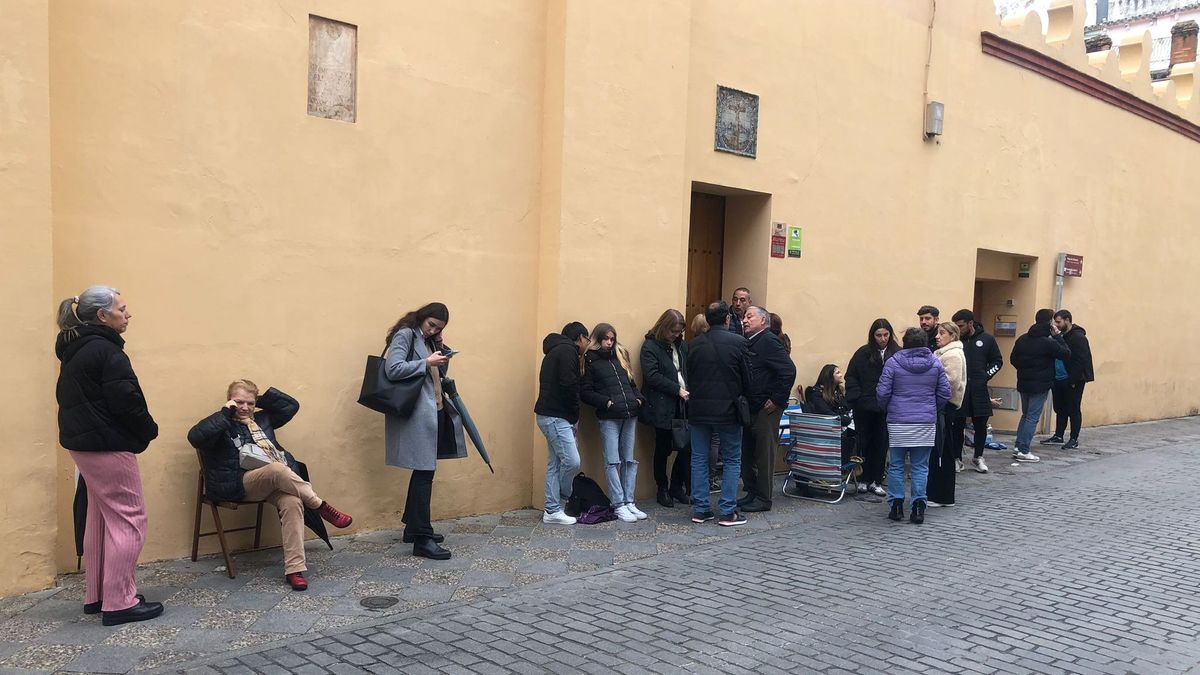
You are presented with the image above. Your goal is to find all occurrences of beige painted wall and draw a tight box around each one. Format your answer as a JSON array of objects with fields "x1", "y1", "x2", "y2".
[
  {"x1": 3, "y1": 0, "x2": 1197, "y2": 594},
  {"x1": 47, "y1": 0, "x2": 547, "y2": 570},
  {"x1": 0, "y1": 1, "x2": 57, "y2": 596}
]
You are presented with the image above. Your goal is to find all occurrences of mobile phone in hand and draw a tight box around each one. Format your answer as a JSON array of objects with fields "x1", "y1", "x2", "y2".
[{"x1": 442, "y1": 348, "x2": 459, "y2": 357}]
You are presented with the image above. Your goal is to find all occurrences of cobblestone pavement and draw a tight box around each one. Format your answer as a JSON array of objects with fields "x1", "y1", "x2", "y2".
[{"x1": 2, "y1": 417, "x2": 1199, "y2": 673}]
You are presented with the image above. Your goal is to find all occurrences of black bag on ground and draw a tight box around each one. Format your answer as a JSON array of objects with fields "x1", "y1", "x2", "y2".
[{"x1": 565, "y1": 472, "x2": 610, "y2": 517}]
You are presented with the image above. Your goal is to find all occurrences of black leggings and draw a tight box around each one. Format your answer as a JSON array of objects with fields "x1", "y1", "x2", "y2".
[
  {"x1": 653, "y1": 427, "x2": 691, "y2": 492},
  {"x1": 401, "y1": 469, "x2": 435, "y2": 540},
  {"x1": 969, "y1": 417, "x2": 989, "y2": 459},
  {"x1": 855, "y1": 408, "x2": 888, "y2": 485}
]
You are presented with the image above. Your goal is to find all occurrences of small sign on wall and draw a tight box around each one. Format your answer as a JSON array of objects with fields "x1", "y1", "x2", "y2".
[
  {"x1": 787, "y1": 226, "x2": 802, "y2": 258},
  {"x1": 770, "y1": 222, "x2": 786, "y2": 258}
]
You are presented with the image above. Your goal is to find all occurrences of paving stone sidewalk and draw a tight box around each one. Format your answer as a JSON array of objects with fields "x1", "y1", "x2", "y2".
[{"x1": 0, "y1": 417, "x2": 1196, "y2": 673}]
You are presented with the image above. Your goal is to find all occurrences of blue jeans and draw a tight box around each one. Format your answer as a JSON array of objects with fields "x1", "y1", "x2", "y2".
[
  {"x1": 537, "y1": 415, "x2": 580, "y2": 514},
  {"x1": 887, "y1": 446, "x2": 932, "y2": 505},
  {"x1": 690, "y1": 423, "x2": 742, "y2": 516},
  {"x1": 1015, "y1": 390, "x2": 1050, "y2": 453},
  {"x1": 598, "y1": 417, "x2": 638, "y2": 505}
]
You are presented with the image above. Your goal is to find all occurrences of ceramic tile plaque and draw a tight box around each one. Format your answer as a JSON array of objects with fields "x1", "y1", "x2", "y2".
[
  {"x1": 714, "y1": 86, "x2": 759, "y2": 158},
  {"x1": 308, "y1": 16, "x2": 357, "y2": 122}
]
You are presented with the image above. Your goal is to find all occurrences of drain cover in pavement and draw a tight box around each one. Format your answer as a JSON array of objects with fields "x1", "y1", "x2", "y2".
[{"x1": 360, "y1": 596, "x2": 399, "y2": 609}]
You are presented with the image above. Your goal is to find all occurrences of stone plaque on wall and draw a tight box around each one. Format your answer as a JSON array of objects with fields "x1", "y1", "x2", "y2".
[
  {"x1": 307, "y1": 15, "x2": 357, "y2": 122},
  {"x1": 714, "y1": 86, "x2": 759, "y2": 158}
]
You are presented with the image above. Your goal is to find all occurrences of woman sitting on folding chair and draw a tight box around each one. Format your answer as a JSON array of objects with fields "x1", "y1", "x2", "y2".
[
  {"x1": 803, "y1": 364, "x2": 857, "y2": 469},
  {"x1": 187, "y1": 380, "x2": 353, "y2": 591}
]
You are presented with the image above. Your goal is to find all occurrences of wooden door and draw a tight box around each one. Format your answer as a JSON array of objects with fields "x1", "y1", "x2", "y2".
[{"x1": 686, "y1": 192, "x2": 725, "y2": 338}]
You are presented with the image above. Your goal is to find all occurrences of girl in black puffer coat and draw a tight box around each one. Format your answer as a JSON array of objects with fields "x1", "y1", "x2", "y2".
[
  {"x1": 581, "y1": 323, "x2": 646, "y2": 523},
  {"x1": 845, "y1": 318, "x2": 900, "y2": 496}
]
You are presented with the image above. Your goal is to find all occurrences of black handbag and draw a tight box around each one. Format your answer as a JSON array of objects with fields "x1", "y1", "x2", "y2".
[
  {"x1": 670, "y1": 399, "x2": 691, "y2": 448},
  {"x1": 733, "y1": 395, "x2": 753, "y2": 428},
  {"x1": 357, "y1": 331, "x2": 425, "y2": 417}
]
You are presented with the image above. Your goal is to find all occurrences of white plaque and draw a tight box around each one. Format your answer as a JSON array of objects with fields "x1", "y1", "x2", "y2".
[{"x1": 308, "y1": 16, "x2": 357, "y2": 122}]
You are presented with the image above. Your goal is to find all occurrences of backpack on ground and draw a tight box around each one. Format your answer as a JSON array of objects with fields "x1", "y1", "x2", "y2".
[{"x1": 565, "y1": 472, "x2": 610, "y2": 518}]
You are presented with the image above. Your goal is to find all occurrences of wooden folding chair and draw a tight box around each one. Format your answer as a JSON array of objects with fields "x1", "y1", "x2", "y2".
[{"x1": 190, "y1": 451, "x2": 268, "y2": 579}]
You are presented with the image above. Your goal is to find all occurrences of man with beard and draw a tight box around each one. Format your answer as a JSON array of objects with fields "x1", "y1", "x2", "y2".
[{"x1": 952, "y1": 309, "x2": 1003, "y2": 473}]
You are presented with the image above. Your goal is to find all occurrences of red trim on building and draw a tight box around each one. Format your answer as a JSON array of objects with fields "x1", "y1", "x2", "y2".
[{"x1": 980, "y1": 31, "x2": 1200, "y2": 144}]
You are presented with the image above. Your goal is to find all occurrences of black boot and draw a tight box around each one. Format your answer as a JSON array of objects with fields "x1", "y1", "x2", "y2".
[
  {"x1": 657, "y1": 487, "x2": 674, "y2": 508},
  {"x1": 413, "y1": 538, "x2": 452, "y2": 560},
  {"x1": 887, "y1": 499, "x2": 904, "y2": 522},
  {"x1": 910, "y1": 500, "x2": 926, "y2": 524},
  {"x1": 669, "y1": 486, "x2": 692, "y2": 505}
]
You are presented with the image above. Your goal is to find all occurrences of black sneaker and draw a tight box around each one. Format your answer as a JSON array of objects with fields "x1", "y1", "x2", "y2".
[
  {"x1": 1061, "y1": 439, "x2": 1079, "y2": 450},
  {"x1": 888, "y1": 499, "x2": 904, "y2": 522},
  {"x1": 909, "y1": 500, "x2": 926, "y2": 524},
  {"x1": 718, "y1": 512, "x2": 747, "y2": 527},
  {"x1": 691, "y1": 510, "x2": 715, "y2": 523},
  {"x1": 1040, "y1": 435, "x2": 1064, "y2": 445}
]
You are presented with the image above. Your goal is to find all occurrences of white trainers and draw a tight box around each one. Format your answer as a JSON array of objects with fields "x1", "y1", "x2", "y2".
[
  {"x1": 1014, "y1": 452, "x2": 1041, "y2": 463},
  {"x1": 542, "y1": 510, "x2": 576, "y2": 525},
  {"x1": 613, "y1": 505, "x2": 638, "y2": 523},
  {"x1": 857, "y1": 483, "x2": 869, "y2": 494},
  {"x1": 954, "y1": 459, "x2": 963, "y2": 473},
  {"x1": 626, "y1": 503, "x2": 648, "y2": 520},
  {"x1": 972, "y1": 457, "x2": 989, "y2": 473},
  {"x1": 869, "y1": 483, "x2": 886, "y2": 497}
]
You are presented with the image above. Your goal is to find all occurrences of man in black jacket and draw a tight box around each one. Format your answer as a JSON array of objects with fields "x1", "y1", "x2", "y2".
[
  {"x1": 1045, "y1": 309, "x2": 1094, "y2": 449},
  {"x1": 918, "y1": 305, "x2": 940, "y2": 351},
  {"x1": 1009, "y1": 309, "x2": 1071, "y2": 462},
  {"x1": 738, "y1": 306, "x2": 796, "y2": 512},
  {"x1": 534, "y1": 322, "x2": 590, "y2": 525},
  {"x1": 952, "y1": 309, "x2": 1003, "y2": 473},
  {"x1": 685, "y1": 302, "x2": 753, "y2": 526},
  {"x1": 729, "y1": 287, "x2": 752, "y2": 337}
]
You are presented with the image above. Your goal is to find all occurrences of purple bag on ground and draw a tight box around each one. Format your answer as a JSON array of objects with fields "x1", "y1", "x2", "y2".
[{"x1": 577, "y1": 505, "x2": 617, "y2": 524}]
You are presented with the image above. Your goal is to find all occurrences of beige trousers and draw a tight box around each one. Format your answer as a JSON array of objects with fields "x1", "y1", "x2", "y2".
[{"x1": 241, "y1": 463, "x2": 323, "y2": 574}]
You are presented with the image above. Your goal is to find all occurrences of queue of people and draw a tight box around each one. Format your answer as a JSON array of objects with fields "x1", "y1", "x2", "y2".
[{"x1": 55, "y1": 283, "x2": 1095, "y2": 627}]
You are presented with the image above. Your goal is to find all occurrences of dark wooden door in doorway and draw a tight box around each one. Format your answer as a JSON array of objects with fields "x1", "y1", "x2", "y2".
[{"x1": 686, "y1": 192, "x2": 725, "y2": 337}]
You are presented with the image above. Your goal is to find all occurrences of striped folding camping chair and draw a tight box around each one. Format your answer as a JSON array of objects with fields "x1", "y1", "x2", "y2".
[{"x1": 782, "y1": 410, "x2": 860, "y2": 503}]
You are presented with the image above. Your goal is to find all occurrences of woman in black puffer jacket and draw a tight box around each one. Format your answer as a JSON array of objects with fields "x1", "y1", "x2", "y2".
[
  {"x1": 187, "y1": 380, "x2": 353, "y2": 591},
  {"x1": 845, "y1": 318, "x2": 900, "y2": 496},
  {"x1": 55, "y1": 286, "x2": 162, "y2": 626},
  {"x1": 581, "y1": 323, "x2": 646, "y2": 523},
  {"x1": 640, "y1": 310, "x2": 691, "y2": 508}
]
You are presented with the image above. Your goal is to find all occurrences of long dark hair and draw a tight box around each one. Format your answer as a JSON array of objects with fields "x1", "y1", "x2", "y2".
[
  {"x1": 815, "y1": 364, "x2": 843, "y2": 405},
  {"x1": 385, "y1": 302, "x2": 450, "y2": 347},
  {"x1": 865, "y1": 318, "x2": 900, "y2": 366}
]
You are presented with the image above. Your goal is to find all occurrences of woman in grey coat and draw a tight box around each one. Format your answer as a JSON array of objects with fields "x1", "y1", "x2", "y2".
[{"x1": 383, "y1": 302, "x2": 467, "y2": 560}]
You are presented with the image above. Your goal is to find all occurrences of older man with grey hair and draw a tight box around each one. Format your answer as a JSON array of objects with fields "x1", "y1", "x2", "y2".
[{"x1": 738, "y1": 305, "x2": 796, "y2": 512}]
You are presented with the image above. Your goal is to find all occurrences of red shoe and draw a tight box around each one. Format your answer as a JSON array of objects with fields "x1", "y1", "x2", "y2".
[
  {"x1": 318, "y1": 501, "x2": 352, "y2": 528},
  {"x1": 285, "y1": 572, "x2": 308, "y2": 591}
]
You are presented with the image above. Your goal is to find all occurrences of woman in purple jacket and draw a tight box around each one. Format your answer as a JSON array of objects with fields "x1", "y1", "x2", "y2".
[{"x1": 876, "y1": 328, "x2": 951, "y2": 524}]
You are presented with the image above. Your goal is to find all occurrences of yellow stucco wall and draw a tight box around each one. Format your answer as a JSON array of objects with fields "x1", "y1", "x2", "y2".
[
  {"x1": 1, "y1": 1, "x2": 57, "y2": 596},
  {"x1": 3, "y1": 0, "x2": 1197, "y2": 594}
]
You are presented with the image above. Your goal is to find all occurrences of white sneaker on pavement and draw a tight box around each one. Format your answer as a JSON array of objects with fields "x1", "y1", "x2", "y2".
[
  {"x1": 954, "y1": 459, "x2": 963, "y2": 473},
  {"x1": 1015, "y1": 452, "x2": 1040, "y2": 462},
  {"x1": 626, "y1": 503, "x2": 648, "y2": 520},
  {"x1": 972, "y1": 457, "x2": 989, "y2": 473},
  {"x1": 614, "y1": 505, "x2": 638, "y2": 523},
  {"x1": 857, "y1": 483, "x2": 869, "y2": 494},
  {"x1": 543, "y1": 510, "x2": 577, "y2": 525},
  {"x1": 869, "y1": 483, "x2": 886, "y2": 497}
]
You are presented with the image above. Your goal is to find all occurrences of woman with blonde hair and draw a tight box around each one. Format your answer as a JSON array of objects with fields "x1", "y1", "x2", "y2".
[
  {"x1": 188, "y1": 380, "x2": 354, "y2": 591},
  {"x1": 688, "y1": 313, "x2": 709, "y2": 338},
  {"x1": 640, "y1": 309, "x2": 691, "y2": 507},
  {"x1": 928, "y1": 322, "x2": 966, "y2": 507},
  {"x1": 581, "y1": 323, "x2": 647, "y2": 522}
]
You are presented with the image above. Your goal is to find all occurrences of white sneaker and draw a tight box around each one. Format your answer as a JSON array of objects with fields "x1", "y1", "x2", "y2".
[
  {"x1": 857, "y1": 483, "x2": 868, "y2": 494},
  {"x1": 869, "y1": 483, "x2": 886, "y2": 497},
  {"x1": 626, "y1": 503, "x2": 648, "y2": 520},
  {"x1": 954, "y1": 459, "x2": 963, "y2": 473},
  {"x1": 972, "y1": 457, "x2": 989, "y2": 474},
  {"x1": 927, "y1": 500, "x2": 954, "y2": 507},
  {"x1": 543, "y1": 510, "x2": 576, "y2": 525},
  {"x1": 614, "y1": 505, "x2": 638, "y2": 523},
  {"x1": 1014, "y1": 452, "x2": 1041, "y2": 463}
]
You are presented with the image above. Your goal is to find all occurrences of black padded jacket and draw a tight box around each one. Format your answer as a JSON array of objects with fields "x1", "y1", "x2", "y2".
[
  {"x1": 55, "y1": 325, "x2": 158, "y2": 453},
  {"x1": 186, "y1": 388, "x2": 301, "y2": 502}
]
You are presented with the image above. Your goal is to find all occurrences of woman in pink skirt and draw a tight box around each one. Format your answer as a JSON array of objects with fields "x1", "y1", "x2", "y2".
[{"x1": 55, "y1": 286, "x2": 163, "y2": 626}]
